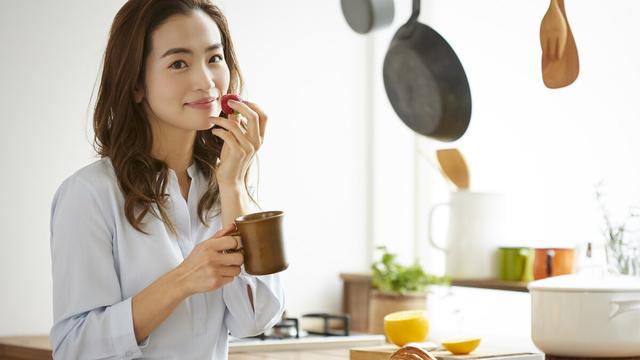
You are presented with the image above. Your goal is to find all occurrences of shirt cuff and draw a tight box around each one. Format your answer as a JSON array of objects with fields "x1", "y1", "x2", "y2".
[
  {"x1": 238, "y1": 267, "x2": 283, "y2": 320},
  {"x1": 110, "y1": 297, "x2": 150, "y2": 359},
  {"x1": 239, "y1": 266, "x2": 259, "y2": 315}
]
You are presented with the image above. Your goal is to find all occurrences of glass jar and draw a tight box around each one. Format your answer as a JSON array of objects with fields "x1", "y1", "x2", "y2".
[{"x1": 606, "y1": 231, "x2": 640, "y2": 276}]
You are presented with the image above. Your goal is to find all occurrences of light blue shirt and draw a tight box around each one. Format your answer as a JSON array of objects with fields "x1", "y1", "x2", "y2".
[{"x1": 49, "y1": 158, "x2": 285, "y2": 359}]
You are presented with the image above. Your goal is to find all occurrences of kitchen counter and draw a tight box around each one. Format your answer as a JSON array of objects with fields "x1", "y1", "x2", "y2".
[
  {"x1": 0, "y1": 335, "x2": 543, "y2": 360},
  {"x1": 0, "y1": 336, "x2": 351, "y2": 359},
  {"x1": 0, "y1": 336, "x2": 51, "y2": 360},
  {"x1": 1, "y1": 287, "x2": 540, "y2": 359},
  {"x1": 230, "y1": 348, "x2": 350, "y2": 359}
]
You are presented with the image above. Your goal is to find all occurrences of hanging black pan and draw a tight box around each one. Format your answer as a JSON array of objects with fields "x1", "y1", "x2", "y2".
[{"x1": 383, "y1": 0, "x2": 471, "y2": 142}]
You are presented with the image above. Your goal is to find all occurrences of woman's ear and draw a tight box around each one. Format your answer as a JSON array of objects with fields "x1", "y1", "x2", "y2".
[{"x1": 133, "y1": 83, "x2": 145, "y2": 103}]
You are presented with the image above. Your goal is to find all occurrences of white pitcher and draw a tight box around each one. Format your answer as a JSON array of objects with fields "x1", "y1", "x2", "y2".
[{"x1": 428, "y1": 191, "x2": 507, "y2": 280}]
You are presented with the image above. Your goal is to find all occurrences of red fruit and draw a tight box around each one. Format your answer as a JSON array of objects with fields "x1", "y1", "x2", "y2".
[{"x1": 221, "y1": 94, "x2": 242, "y2": 115}]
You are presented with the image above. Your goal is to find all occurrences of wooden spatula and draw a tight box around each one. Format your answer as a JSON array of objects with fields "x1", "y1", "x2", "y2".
[
  {"x1": 541, "y1": 0, "x2": 579, "y2": 88},
  {"x1": 540, "y1": 0, "x2": 568, "y2": 61},
  {"x1": 436, "y1": 148, "x2": 469, "y2": 191}
]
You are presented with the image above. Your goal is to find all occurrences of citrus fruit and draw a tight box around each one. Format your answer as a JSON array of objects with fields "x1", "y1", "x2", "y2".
[
  {"x1": 383, "y1": 310, "x2": 429, "y2": 346},
  {"x1": 441, "y1": 337, "x2": 481, "y2": 355}
]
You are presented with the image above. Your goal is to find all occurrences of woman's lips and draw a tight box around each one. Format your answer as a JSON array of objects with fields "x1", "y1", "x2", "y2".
[{"x1": 186, "y1": 99, "x2": 215, "y2": 110}]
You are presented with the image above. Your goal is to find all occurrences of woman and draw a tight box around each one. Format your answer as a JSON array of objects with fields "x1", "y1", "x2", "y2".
[{"x1": 49, "y1": 1, "x2": 285, "y2": 358}]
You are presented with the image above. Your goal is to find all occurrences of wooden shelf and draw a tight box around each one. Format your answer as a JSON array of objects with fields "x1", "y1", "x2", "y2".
[
  {"x1": 451, "y1": 278, "x2": 529, "y2": 292},
  {"x1": 340, "y1": 273, "x2": 530, "y2": 292}
]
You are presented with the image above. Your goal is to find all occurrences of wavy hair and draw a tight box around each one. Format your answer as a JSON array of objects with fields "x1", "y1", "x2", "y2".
[{"x1": 93, "y1": 0, "x2": 247, "y2": 234}]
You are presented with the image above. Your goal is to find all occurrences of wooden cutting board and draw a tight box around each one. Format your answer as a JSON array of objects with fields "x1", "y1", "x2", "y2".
[{"x1": 350, "y1": 345, "x2": 542, "y2": 360}]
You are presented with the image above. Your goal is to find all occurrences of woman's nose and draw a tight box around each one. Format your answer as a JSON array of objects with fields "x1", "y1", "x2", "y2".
[{"x1": 194, "y1": 64, "x2": 215, "y2": 91}]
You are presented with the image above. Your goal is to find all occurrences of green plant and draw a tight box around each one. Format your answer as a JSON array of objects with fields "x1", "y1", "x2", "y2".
[
  {"x1": 371, "y1": 246, "x2": 449, "y2": 294},
  {"x1": 595, "y1": 182, "x2": 640, "y2": 276}
]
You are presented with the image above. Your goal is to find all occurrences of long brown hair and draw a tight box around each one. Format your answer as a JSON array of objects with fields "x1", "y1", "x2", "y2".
[{"x1": 93, "y1": 0, "x2": 246, "y2": 234}]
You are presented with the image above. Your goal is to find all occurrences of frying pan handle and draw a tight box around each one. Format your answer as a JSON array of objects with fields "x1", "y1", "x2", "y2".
[
  {"x1": 409, "y1": 0, "x2": 421, "y2": 23},
  {"x1": 428, "y1": 202, "x2": 449, "y2": 252}
]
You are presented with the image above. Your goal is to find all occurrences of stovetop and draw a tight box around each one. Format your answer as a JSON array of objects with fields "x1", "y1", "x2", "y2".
[{"x1": 228, "y1": 312, "x2": 386, "y2": 352}]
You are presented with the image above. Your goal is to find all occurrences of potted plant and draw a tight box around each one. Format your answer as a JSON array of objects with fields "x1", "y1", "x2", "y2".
[{"x1": 368, "y1": 246, "x2": 449, "y2": 334}]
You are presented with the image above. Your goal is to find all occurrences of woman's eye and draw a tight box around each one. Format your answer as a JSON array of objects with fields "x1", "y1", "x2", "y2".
[
  {"x1": 169, "y1": 55, "x2": 222, "y2": 70},
  {"x1": 169, "y1": 60, "x2": 187, "y2": 70}
]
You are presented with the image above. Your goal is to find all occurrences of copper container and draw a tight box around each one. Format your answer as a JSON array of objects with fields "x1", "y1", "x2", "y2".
[
  {"x1": 234, "y1": 211, "x2": 288, "y2": 275},
  {"x1": 533, "y1": 247, "x2": 575, "y2": 280}
]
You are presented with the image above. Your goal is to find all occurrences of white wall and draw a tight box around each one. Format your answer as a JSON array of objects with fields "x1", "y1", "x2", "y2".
[
  {"x1": 0, "y1": 0, "x2": 126, "y2": 337},
  {"x1": 0, "y1": 0, "x2": 370, "y2": 336},
  {"x1": 371, "y1": 0, "x2": 640, "y2": 274}
]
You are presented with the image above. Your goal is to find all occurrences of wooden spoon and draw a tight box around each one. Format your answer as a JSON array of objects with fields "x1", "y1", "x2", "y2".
[
  {"x1": 541, "y1": 0, "x2": 580, "y2": 88},
  {"x1": 436, "y1": 148, "x2": 469, "y2": 191}
]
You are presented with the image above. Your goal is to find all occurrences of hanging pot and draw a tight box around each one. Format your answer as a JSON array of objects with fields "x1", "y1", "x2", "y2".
[
  {"x1": 383, "y1": 0, "x2": 471, "y2": 141},
  {"x1": 341, "y1": 0, "x2": 394, "y2": 34}
]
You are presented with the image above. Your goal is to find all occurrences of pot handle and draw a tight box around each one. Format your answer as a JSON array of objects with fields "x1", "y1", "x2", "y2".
[
  {"x1": 609, "y1": 299, "x2": 640, "y2": 320},
  {"x1": 428, "y1": 202, "x2": 449, "y2": 252},
  {"x1": 409, "y1": 0, "x2": 421, "y2": 23}
]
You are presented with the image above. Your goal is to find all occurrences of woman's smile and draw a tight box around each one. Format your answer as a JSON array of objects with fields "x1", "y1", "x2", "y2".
[{"x1": 185, "y1": 96, "x2": 218, "y2": 110}]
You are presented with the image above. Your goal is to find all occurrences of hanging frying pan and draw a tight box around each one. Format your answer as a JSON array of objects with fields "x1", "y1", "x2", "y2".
[{"x1": 383, "y1": 0, "x2": 471, "y2": 142}]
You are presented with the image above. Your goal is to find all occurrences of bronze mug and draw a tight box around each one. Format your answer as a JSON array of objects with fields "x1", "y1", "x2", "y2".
[{"x1": 229, "y1": 210, "x2": 288, "y2": 275}]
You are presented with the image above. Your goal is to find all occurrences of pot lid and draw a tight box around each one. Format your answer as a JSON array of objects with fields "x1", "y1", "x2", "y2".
[{"x1": 528, "y1": 274, "x2": 640, "y2": 293}]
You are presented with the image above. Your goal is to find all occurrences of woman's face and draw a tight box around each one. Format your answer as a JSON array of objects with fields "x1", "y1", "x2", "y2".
[{"x1": 138, "y1": 10, "x2": 230, "y2": 132}]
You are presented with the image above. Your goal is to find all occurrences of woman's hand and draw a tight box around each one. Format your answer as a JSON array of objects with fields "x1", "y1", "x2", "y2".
[
  {"x1": 210, "y1": 99, "x2": 268, "y2": 188},
  {"x1": 174, "y1": 224, "x2": 243, "y2": 296}
]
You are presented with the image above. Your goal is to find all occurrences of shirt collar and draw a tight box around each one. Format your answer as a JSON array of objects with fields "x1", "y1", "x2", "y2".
[{"x1": 186, "y1": 162, "x2": 198, "y2": 179}]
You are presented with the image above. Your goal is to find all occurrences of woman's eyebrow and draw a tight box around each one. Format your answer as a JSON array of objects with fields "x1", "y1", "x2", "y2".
[{"x1": 160, "y1": 43, "x2": 222, "y2": 58}]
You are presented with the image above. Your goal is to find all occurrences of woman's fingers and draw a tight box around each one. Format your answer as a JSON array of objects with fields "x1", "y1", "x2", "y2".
[
  {"x1": 211, "y1": 117, "x2": 254, "y2": 155},
  {"x1": 220, "y1": 265, "x2": 242, "y2": 277},
  {"x1": 219, "y1": 252, "x2": 244, "y2": 267},
  {"x1": 211, "y1": 127, "x2": 242, "y2": 154},
  {"x1": 242, "y1": 100, "x2": 268, "y2": 142},
  {"x1": 212, "y1": 223, "x2": 237, "y2": 238},
  {"x1": 227, "y1": 100, "x2": 262, "y2": 147}
]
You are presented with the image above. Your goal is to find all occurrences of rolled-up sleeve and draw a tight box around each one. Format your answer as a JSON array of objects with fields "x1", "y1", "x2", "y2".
[
  {"x1": 49, "y1": 176, "x2": 148, "y2": 359},
  {"x1": 222, "y1": 183, "x2": 285, "y2": 337},
  {"x1": 222, "y1": 270, "x2": 285, "y2": 338}
]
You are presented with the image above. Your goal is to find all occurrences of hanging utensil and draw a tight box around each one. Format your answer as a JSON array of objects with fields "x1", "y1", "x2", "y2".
[
  {"x1": 436, "y1": 148, "x2": 469, "y2": 191},
  {"x1": 383, "y1": 0, "x2": 471, "y2": 141},
  {"x1": 540, "y1": 0, "x2": 568, "y2": 61},
  {"x1": 541, "y1": 0, "x2": 579, "y2": 88}
]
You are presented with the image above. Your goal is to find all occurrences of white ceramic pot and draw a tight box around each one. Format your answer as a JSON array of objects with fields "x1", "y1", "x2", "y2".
[{"x1": 528, "y1": 274, "x2": 640, "y2": 357}]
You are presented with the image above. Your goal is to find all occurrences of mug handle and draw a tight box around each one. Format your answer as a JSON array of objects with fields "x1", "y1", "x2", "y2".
[
  {"x1": 217, "y1": 224, "x2": 244, "y2": 253},
  {"x1": 546, "y1": 249, "x2": 555, "y2": 277},
  {"x1": 519, "y1": 248, "x2": 533, "y2": 282},
  {"x1": 428, "y1": 202, "x2": 449, "y2": 252}
]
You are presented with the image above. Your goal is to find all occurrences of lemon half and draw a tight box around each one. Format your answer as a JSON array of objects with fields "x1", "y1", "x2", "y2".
[
  {"x1": 383, "y1": 310, "x2": 429, "y2": 347},
  {"x1": 441, "y1": 337, "x2": 481, "y2": 355}
]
